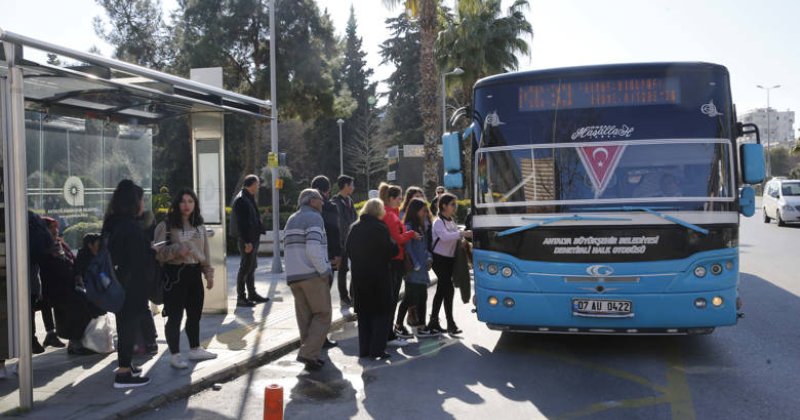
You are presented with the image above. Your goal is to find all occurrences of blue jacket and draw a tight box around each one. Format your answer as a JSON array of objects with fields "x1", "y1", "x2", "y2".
[{"x1": 404, "y1": 222, "x2": 432, "y2": 285}]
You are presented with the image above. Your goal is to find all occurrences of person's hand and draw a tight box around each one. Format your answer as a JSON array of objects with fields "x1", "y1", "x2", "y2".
[
  {"x1": 462, "y1": 230, "x2": 473, "y2": 239},
  {"x1": 244, "y1": 243, "x2": 253, "y2": 254},
  {"x1": 413, "y1": 231, "x2": 422, "y2": 240},
  {"x1": 331, "y1": 256, "x2": 341, "y2": 270},
  {"x1": 206, "y1": 277, "x2": 214, "y2": 290},
  {"x1": 179, "y1": 243, "x2": 191, "y2": 257}
]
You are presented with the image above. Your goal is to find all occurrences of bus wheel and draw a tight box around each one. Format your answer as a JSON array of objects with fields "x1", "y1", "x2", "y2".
[
  {"x1": 763, "y1": 208, "x2": 771, "y2": 223},
  {"x1": 777, "y1": 210, "x2": 786, "y2": 227}
]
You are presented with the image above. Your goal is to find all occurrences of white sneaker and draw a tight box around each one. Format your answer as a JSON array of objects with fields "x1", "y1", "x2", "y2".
[
  {"x1": 188, "y1": 347, "x2": 218, "y2": 361},
  {"x1": 170, "y1": 354, "x2": 189, "y2": 369},
  {"x1": 387, "y1": 338, "x2": 409, "y2": 347}
]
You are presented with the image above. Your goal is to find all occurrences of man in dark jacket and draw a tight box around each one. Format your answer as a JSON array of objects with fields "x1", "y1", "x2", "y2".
[
  {"x1": 311, "y1": 175, "x2": 340, "y2": 348},
  {"x1": 231, "y1": 175, "x2": 269, "y2": 307},
  {"x1": 331, "y1": 175, "x2": 357, "y2": 307}
]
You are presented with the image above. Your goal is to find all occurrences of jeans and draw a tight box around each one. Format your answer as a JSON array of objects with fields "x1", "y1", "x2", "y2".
[
  {"x1": 236, "y1": 240, "x2": 260, "y2": 299},
  {"x1": 116, "y1": 292, "x2": 146, "y2": 369},
  {"x1": 163, "y1": 264, "x2": 204, "y2": 354}
]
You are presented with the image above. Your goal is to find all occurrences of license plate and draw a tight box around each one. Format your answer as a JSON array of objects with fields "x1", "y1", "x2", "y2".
[{"x1": 572, "y1": 299, "x2": 632, "y2": 316}]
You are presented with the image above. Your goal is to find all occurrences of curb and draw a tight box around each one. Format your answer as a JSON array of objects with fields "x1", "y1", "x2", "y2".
[{"x1": 112, "y1": 278, "x2": 440, "y2": 419}]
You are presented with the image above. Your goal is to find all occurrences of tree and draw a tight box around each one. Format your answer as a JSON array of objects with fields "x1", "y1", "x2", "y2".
[
  {"x1": 346, "y1": 106, "x2": 389, "y2": 192},
  {"x1": 769, "y1": 147, "x2": 791, "y2": 177},
  {"x1": 380, "y1": 13, "x2": 423, "y2": 147},
  {"x1": 437, "y1": 0, "x2": 532, "y2": 198},
  {"x1": 384, "y1": 0, "x2": 443, "y2": 197},
  {"x1": 93, "y1": 0, "x2": 174, "y2": 70},
  {"x1": 342, "y1": 6, "x2": 374, "y2": 110}
]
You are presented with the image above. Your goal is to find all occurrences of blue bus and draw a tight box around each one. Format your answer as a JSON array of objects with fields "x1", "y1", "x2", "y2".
[{"x1": 442, "y1": 62, "x2": 766, "y2": 335}]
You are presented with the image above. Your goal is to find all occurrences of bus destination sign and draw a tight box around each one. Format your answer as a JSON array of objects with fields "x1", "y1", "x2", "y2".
[{"x1": 519, "y1": 77, "x2": 680, "y2": 111}]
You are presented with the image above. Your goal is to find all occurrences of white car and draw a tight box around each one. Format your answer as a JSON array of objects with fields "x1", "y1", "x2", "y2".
[{"x1": 763, "y1": 178, "x2": 800, "y2": 226}]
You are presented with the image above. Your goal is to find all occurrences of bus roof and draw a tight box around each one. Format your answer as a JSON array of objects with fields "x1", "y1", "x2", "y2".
[{"x1": 474, "y1": 62, "x2": 729, "y2": 90}]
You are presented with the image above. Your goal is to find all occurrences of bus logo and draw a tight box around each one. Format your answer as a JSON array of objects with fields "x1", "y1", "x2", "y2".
[
  {"x1": 700, "y1": 100, "x2": 723, "y2": 117},
  {"x1": 577, "y1": 145, "x2": 626, "y2": 197},
  {"x1": 586, "y1": 265, "x2": 614, "y2": 277}
]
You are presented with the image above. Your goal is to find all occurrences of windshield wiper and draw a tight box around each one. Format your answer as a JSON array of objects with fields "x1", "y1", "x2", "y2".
[
  {"x1": 582, "y1": 206, "x2": 709, "y2": 235},
  {"x1": 496, "y1": 215, "x2": 631, "y2": 238}
]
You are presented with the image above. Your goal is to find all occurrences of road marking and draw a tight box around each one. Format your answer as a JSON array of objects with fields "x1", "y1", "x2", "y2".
[{"x1": 537, "y1": 341, "x2": 695, "y2": 420}]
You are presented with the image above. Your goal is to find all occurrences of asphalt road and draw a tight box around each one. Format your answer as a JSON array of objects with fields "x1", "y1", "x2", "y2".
[{"x1": 141, "y1": 210, "x2": 799, "y2": 420}]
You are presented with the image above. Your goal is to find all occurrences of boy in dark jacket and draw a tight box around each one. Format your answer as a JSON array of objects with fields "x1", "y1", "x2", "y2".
[{"x1": 231, "y1": 175, "x2": 269, "y2": 307}]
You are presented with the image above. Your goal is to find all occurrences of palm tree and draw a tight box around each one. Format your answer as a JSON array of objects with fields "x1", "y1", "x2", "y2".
[
  {"x1": 437, "y1": 0, "x2": 532, "y2": 198},
  {"x1": 384, "y1": 0, "x2": 442, "y2": 197}
]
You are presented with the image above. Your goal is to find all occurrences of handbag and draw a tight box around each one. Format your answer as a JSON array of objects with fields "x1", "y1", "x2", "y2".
[
  {"x1": 81, "y1": 314, "x2": 116, "y2": 354},
  {"x1": 148, "y1": 224, "x2": 170, "y2": 305},
  {"x1": 84, "y1": 235, "x2": 126, "y2": 313}
]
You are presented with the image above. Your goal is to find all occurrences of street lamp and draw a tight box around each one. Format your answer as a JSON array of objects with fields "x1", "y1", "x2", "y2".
[
  {"x1": 269, "y1": 0, "x2": 282, "y2": 273},
  {"x1": 757, "y1": 84, "x2": 781, "y2": 177},
  {"x1": 442, "y1": 67, "x2": 464, "y2": 135},
  {"x1": 337, "y1": 118, "x2": 345, "y2": 175}
]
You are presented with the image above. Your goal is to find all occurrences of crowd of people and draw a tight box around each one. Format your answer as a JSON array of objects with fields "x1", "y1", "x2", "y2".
[
  {"x1": 286, "y1": 175, "x2": 472, "y2": 369},
  {"x1": 0, "y1": 173, "x2": 471, "y2": 384}
]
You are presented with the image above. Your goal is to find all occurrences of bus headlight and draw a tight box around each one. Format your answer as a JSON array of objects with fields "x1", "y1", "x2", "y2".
[
  {"x1": 503, "y1": 297, "x2": 515, "y2": 307},
  {"x1": 501, "y1": 267, "x2": 513, "y2": 277},
  {"x1": 487, "y1": 264, "x2": 499, "y2": 275},
  {"x1": 488, "y1": 296, "x2": 499, "y2": 306},
  {"x1": 712, "y1": 296, "x2": 724, "y2": 307},
  {"x1": 694, "y1": 266, "x2": 707, "y2": 278},
  {"x1": 725, "y1": 261, "x2": 734, "y2": 270}
]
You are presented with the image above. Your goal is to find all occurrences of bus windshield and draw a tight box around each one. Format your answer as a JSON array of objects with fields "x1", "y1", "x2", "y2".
[{"x1": 476, "y1": 139, "x2": 733, "y2": 208}]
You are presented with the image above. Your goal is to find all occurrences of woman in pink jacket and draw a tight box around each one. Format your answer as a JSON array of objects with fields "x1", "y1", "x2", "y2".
[{"x1": 428, "y1": 193, "x2": 472, "y2": 335}]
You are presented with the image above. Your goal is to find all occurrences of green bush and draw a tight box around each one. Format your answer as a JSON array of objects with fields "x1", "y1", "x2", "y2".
[{"x1": 62, "y1": 221, "x2": 102, "y2": 250}]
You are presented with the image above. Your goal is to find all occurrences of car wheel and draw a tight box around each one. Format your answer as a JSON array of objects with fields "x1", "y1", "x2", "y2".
[
  {"x1": 777, "y1": 210, "x2": 786, "y2": 227},
  {"x1": 763, "y1": 208, "x2": 771, "y2": 223}
]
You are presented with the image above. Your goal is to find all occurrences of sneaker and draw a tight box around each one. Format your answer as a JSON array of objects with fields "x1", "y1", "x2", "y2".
[
  {"x1": 340, "y1": 296, "x2": 353, "y2": 307},
  {"x1": 447, "y1": 323, "x2": 463, "y2": 335},
  {"x1": 130, "y1": 366, "x2": 143, "y2": 377},
  {"x1": 170, "y1": 354, "x2": 189, "y2": 369},
  {"x1": 415, "y1": 327, "x2": 441, "y2": 338},
  {"x1": 236, "y1": 298, "x2": 256, "y2": 308},
  {"x1": 323, "y1": 338, "x2": 338, "y2": 349},
  {"x1": 427, "y1": 319, "x2": 445, "y2": 334},
  {"x1": 394, "y1": 325, "x2": 413, "y2": 339},
  {"x1": 248, "y1": 293, "x2": 270, "y2": 304},
  {"x1": 113, "y1": 372, "x2": 150, "y2": 389},
  {"x1": 387, "y1": 338, "x2": 409, "y2": 347},
  {"x1": 32, "y1": 338, "x2": 45, "y2": 354},
  {"x1": 187, "y1": 348, "x2": 218, "y2": 361},
  {"x1": 375, "y1": 352, "x2": 391, "y2": 360},
  {"x1": 44, "y1": 332, "x2": 66, "y2": 348}
]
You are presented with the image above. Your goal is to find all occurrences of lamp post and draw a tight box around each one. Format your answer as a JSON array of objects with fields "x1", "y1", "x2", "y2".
[
  {"x1": 337, "y1": 118, "x2": 344, "y2": 175},
  {"x1": 441, "y1": 67, "x2": 464, "y2": 135},
  {"x1": 269, "y1": 0, "x2": 282, "y2": 273},
  {"x1": 757, "y1": 84, "x2": 781, "y2": 177}
]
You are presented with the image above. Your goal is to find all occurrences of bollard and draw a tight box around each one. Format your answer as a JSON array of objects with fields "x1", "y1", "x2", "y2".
[{"x1": 264, "y1": 384, "x2": 284, "y2": 420}]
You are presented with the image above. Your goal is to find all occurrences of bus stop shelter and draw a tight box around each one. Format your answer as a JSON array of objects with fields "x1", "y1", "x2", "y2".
[{"x1": 0, "y1": 28, "x2": 270, "y2": 410}]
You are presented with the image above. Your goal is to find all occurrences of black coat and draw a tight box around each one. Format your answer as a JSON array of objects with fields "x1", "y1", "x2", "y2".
[
  {"x1": 103, "y1": 215, "x2": 153, "y2": 311},
  {"x1": 346, "y1": 215, "x2": 399, "y2": 315},
  {"x1": 232, "y1": 189, "x2": 265, "y2": 244},
  {"x1": 322, "y1": 198, "x2": 341, "y2": 259}
]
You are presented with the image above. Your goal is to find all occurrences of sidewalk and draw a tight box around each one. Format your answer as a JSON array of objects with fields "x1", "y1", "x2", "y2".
[{"x1": 0, "y1": 257, "x2": 364, "y2": 419}]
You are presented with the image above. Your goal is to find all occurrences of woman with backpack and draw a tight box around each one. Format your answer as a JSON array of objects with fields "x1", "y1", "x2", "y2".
[
  {"x1": 427, "y1": 193, "x2": 472, "y2": 335},
  {"x1": 154, "y1": 189, "x2": 216, "y2": 369},
  {"x1": 102, "y1": 180, "x2": 152, "y2": 388},
  {"x1": 396, "y1": 198, "x2": 440, "y2": 338}
]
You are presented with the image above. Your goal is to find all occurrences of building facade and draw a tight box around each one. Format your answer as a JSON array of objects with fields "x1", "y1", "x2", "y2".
[{"x1": 738, "y1": 108, "x2": 796, "y2": 144}]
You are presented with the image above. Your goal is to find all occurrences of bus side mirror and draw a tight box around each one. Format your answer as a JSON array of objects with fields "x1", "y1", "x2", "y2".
[
  {"x1": 739, "y1": 186, "x2": 755, "y2": 217},
  {"x1": 442, "y1": 132, "x2": 463, "y2": 189},
  {"x1": 740, "y1": 143, "x2": 766, "y2": 184}
]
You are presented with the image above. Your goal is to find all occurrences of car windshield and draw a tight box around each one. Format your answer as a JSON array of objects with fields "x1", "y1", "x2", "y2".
[
  {"x1": 781, "y1": 183, "x2": 800, "y2": 196},
  {"x1": 475, "y1": 139, "x2": 733, "y2": 209}
]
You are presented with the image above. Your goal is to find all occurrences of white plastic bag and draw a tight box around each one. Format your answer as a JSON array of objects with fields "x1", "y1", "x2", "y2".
[{"x1": 81, "y1": 314, "x2": 116, "y2": 354}]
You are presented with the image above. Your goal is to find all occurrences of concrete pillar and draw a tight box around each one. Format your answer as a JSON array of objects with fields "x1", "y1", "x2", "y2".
[{"x1": 190, "y1": 68, "x2": 228, "y2": 314}]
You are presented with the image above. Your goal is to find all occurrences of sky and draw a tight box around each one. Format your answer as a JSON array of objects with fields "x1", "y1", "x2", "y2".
[{"x1": 1, "y1": 0, "x2": 798, "y2": 135}]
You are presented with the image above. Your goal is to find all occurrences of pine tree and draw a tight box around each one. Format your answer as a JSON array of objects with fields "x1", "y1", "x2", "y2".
[{"x1": 380, "y1": 13, "x2": 423, "y2": 147}]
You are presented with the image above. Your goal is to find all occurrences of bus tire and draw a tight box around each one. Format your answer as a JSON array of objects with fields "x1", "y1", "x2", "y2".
[
  {"x1": 777, "y1": 210, "x2": 786, "y2": 227},
  {"x1": 763, "y1": 208, "x2": 771, "y2": 223}
]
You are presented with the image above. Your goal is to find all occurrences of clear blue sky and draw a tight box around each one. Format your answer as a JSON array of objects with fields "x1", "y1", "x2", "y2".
[{"x1": 2, "y1": 0, "x2": 798, "y2": 136}]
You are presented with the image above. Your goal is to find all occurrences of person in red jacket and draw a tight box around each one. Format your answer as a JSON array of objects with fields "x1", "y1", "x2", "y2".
[{"x1": 379, "y1": 183, "x2": 420, "y2": 347}]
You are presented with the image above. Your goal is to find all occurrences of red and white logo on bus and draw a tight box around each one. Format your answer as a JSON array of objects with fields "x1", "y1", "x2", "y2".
[{"x1": 577, "y1": 145, "x2": 626, "y2": 197}]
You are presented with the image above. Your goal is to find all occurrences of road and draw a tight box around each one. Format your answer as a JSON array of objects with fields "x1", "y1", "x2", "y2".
[{"x1": 141, "y1": 210, "x2": 799, "y2": 420}]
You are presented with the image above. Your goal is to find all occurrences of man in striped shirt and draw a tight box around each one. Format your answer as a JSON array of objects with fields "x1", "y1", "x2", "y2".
[{"x1": 284, "y1": 189, "x2": 332, "y2": 371}]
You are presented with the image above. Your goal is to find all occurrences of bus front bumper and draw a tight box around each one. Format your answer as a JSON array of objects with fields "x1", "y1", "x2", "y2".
[{"x1": 475, "y1": 286, "x2": 738, "y2": 334}]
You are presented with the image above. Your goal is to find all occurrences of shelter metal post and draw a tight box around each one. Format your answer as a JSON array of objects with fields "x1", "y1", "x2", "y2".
[{"x1": 2, "y1": 40, "x2": 33, "y2": 410}]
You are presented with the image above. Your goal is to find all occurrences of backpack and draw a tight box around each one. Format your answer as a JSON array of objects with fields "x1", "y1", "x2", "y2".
[{"x1": 84, "y1": 235, "x2": 126, "y2": 313}]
